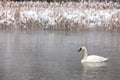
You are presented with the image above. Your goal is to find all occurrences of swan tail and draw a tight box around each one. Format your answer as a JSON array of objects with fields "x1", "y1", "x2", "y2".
[{"x1": 103, "y1": 58, "x2": 109, "y2": 62}]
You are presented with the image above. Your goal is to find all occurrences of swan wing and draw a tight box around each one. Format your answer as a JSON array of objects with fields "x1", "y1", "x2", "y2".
[{"x1": 86, "y1": 55, "x2": 108, "y2": 62}]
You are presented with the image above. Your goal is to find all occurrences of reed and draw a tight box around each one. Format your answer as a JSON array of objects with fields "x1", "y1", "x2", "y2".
[{"x1": 0, "y1": 1, "x2": 119, "y2": 31}]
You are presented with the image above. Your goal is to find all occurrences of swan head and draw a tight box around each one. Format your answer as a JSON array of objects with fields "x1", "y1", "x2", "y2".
[{"x1": 78, "y1": 46, "x2": 87, "y2": 52}]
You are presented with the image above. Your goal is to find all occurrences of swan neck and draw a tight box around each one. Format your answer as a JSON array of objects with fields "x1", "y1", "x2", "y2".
[{"x1": 83, "y1": 48, "x2": 88, "y2": 59}]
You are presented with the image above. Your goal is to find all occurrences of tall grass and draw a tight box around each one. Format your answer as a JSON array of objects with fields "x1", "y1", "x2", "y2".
[{"x1": 0, "y1": 1, "x2": 120, "y2": 31}]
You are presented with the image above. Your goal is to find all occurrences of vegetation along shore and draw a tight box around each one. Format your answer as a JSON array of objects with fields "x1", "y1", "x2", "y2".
[{"x1": 0, "y1": 1, "x2": 120, "y2": 31}]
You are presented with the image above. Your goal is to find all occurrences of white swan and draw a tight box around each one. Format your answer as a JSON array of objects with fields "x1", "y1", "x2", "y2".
[{"x1": 78, "y1": 46, "x2": 109, "y2": 63}]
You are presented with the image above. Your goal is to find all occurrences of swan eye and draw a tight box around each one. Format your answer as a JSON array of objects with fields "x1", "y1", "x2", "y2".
[{"x1": 78, "y1": 48, "x2": 82, "y2": 52}]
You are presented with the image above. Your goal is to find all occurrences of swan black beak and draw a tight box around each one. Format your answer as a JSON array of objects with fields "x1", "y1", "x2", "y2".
[{"x1": 78, "y1": 48, "x2": 82, "y2": 52}]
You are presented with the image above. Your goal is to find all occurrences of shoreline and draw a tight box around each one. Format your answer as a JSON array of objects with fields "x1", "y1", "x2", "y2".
[{"x1": 0, "y1": 1, "x2": 120, "y2": 31}]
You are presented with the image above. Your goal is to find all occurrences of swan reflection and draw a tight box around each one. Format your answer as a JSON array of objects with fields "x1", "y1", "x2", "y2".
[
  {"x1": 82, "y1": 62, "x2": 108, "y2": 68},
  {"x1": 81, "y1": 62, "x2": 108, "y2": 80}
]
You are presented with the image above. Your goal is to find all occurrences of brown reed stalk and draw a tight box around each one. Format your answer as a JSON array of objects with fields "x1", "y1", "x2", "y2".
[{"x1": 14, "y1": 4, "x2": 20, "y2": 29}]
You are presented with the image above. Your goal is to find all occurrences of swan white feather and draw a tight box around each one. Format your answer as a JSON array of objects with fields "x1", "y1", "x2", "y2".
[{"x1": 78, "y1": 46, "x2": 109, "y2": 63}]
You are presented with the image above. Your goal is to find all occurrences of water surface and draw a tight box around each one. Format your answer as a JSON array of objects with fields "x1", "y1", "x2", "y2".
[{"x1": 0, "y1": 30, "x2": 120, "y2": 80}]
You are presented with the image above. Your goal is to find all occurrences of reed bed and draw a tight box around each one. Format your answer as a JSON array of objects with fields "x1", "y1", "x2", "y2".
[{"x1": 0, "y1": 1, "x2": 120, "y2": 31}]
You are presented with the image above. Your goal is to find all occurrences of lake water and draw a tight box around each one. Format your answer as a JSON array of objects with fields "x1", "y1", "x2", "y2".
[{"x1": 0, "y1": 30, "x2": 120, "y2": 80}]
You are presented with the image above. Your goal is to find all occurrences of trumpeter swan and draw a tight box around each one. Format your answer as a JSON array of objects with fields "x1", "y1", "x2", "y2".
[{"x1": 78, "y1": 46, "x2": 109, "y2": 63}]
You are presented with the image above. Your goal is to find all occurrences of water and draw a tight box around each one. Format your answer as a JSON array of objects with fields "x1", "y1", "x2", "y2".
[{"x1": 0, "y1": 30, "x2": 120, "y2": 80}]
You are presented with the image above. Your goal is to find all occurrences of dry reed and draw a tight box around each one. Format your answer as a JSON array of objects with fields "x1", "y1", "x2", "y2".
[{"x1": 0, "y1": 1, "x2": 120, "y2": 31}]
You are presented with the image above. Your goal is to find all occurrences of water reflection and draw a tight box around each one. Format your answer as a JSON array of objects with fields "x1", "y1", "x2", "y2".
[
  {"x1": 0, "y1": 30, "x2": 120, "y2": 80},
  {"x1": 81, "y1": 62, "x2": 108, "y2": 80},
  {"x1": 82, "y1": 62, "x2": 108, "y2": 68}
]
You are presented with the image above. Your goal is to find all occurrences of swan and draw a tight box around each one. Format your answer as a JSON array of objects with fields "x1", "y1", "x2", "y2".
[{"x1": 77, "y1": 46, "x2": 109, "y2": 63}]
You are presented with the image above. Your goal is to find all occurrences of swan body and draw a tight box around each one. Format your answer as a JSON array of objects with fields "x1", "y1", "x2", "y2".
[
  {"x1": 81, "y1": 55, "x2": 108, "y2": 63},
  {"x1": 78, "y1": 46, "x2": 109, "y2": 63}
]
